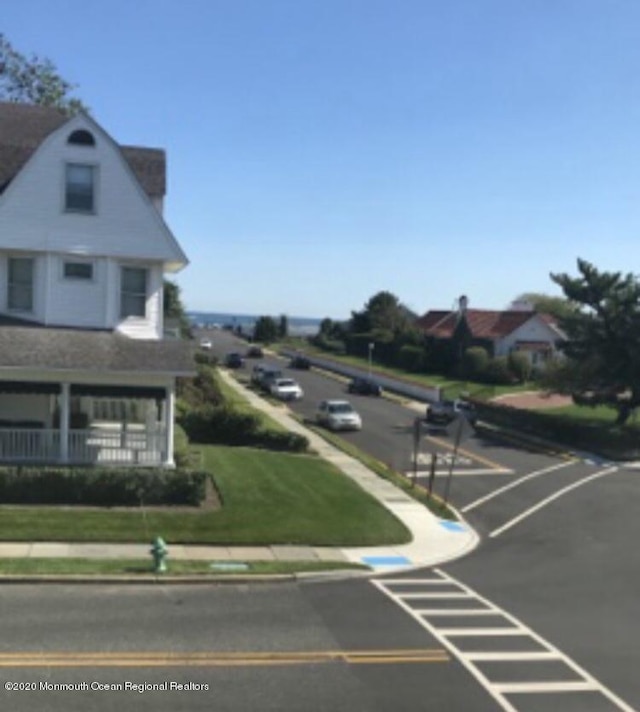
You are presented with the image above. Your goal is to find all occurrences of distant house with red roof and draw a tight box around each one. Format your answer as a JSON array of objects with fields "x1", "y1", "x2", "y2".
[{"x1": 416, "y1": 297, "x2": 565, "y2": 369}]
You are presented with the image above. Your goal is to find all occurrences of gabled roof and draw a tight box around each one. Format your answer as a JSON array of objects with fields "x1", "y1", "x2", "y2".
[
  {"x1": 0, "y1": 101, "x2": 165, "y2": 197},
  {"x1": 417, "y1": 308, "x2": 558, "y2": 340},
  {"x1": 0, "y1": 324, "x2": 195, "y2": 376}
]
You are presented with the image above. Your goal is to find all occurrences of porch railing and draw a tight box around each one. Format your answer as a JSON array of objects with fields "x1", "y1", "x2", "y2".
[{"x1": 0, "y1": 427, "x2": 167, "y2": 466}]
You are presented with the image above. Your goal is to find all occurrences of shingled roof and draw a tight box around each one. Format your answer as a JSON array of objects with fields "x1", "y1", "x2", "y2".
[
  {"x1": 416, "y1": 309, "x2": 553, "y2": 339},
  {"x1": 0, "y1": 101, "x2": 166, "y2": 197},
  {"x1": 0, "y1": 325, "x2": 195, "y2": 376}
]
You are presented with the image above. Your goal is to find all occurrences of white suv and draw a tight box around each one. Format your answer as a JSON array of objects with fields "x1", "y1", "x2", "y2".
[
  {"x1": 316, "y1": 400, "x2": 362, "y2": 431},
  {"x1": 270, "y1": 378, "x2": 304, "y2": 401}
]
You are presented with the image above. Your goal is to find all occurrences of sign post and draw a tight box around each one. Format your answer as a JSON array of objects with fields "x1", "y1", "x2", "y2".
[
  {"x1": 411, "y1": 416, "x2": 422, "y2": 488},
  {"x1": 442, "y1": 413, "x2": 474, "y2": 506}
]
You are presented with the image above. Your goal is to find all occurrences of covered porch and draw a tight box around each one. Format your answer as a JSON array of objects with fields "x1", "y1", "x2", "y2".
[
  {"x1": 0, "y1": 381, "x2": 175, "y2": 466},
  {"x1": 0, "y1": 323, "x2": 195, "y2": 468}
]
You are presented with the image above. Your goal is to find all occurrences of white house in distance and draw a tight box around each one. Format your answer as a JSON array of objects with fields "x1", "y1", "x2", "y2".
[
  {"x1": 416, "y1": 296, "x2": 566, "y2": 369},
  {"x1": 0, "y1": 101, "x2": 194, "y2": 466}
]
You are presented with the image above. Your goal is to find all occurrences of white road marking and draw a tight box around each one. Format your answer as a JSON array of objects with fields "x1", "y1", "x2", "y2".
[
  {"x1": 462, "y1": 460, "x2": 576, "y2": 513},
  {"x1": 489, "y1": 465, "x2": 619, "y2": 538},
  {"x1": 375, "y1": 569, "x2": 636, "y2": 712},
  {"x1": 406, "y1": 468, "x2": 513, "y2": 478}
]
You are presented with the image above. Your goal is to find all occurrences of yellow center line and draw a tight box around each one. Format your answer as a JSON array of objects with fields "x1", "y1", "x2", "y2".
[{"x1": 0, "y1": 649, "x2": 449, "y2": 668}]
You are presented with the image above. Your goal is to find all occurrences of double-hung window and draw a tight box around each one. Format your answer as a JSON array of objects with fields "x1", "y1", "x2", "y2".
[
  {"x1": 65, "y1": 163, "x2": 95, "y2": 212},
  {"x1": 120, "y1": 267, "x2": 148, "y2": 318},
  {"x1": 8, "y1": 257, "x2": 34, "y2": 312}
]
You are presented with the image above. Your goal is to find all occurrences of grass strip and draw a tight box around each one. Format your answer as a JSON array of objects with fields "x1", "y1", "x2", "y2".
[
  {"x1": 299, "y1": 420, "x2": 457, "y2": 521},
  {"x1": 0, "y1": 558, "x2": 367, "y2": 576},
  {"x1": 282, "y1": 345, "x2": 533, "y2": 401}
]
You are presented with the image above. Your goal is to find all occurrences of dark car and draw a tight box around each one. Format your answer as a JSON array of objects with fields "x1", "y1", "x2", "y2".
[
  {"x1": 289, "y1": 355, "x2": 311, "y2": 370},
  {"x1": 246, "y1": 346, "x2": 264, "y2": 359},
  {"x1": 224, "y1": 352, "x2": 244, "y2": 369},
  {"x1": 347, "y1": 377, "x2": 382, "y2": 396},
  {"x1": 259, "y1": 367, "x2": 284, "y2": 391},
  {"x1": 425, "y1": 399, "x2": 477, "y2": 426}
]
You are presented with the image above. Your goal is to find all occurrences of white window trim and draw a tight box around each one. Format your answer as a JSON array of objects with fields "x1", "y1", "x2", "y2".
[
  {"x1": 119, "y1": 265, "x2": 149, "y2": 320},
  {"x1": 61, "y1": 257, "x2": 95, "y2": 282},
  {"x1": 63, "y1": 162, "x2": 98, "y2": 215},
  {"x1": 7, "y1": 256, "x2": 35, "y2": 314}
]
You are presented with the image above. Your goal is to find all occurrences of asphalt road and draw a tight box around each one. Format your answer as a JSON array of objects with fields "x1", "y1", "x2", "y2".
[
  {"x1": 180, "y1": 331, "x2": 640, "y2": 710},
  {"x1": 0, "y1": 582, "x2": 499, "y2": 712}
]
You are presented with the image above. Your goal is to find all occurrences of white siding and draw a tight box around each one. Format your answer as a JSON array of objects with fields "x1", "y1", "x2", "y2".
[
  {"x1": 0, "y1": 114, "x2": 187, "y2": 337},
  {"x1": 496, "y1": 317, "x2": 562, "y2": 356}
]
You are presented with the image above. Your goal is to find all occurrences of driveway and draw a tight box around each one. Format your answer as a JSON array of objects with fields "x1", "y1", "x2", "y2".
[{"x1": 491, "y1": 391, "x2": 572, "y2": 410}]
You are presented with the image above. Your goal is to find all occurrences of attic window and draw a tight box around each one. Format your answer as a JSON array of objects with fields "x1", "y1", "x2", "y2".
[{"x1": 68, "y1": 130, "x2": 95, "y2": 146}]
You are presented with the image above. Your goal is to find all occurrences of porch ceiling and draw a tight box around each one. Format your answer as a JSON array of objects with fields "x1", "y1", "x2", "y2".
[{"x1": 0, "y1": 381, "x2": 166, "y2": 399}]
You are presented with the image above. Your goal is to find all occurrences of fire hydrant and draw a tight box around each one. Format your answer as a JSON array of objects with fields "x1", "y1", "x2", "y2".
[{"x1": 150, "y1": 536, "x2": 168, "y2": 573}]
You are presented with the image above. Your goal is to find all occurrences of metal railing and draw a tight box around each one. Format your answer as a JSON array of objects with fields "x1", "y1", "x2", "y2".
[{"x1": 0, "y1": 427, "x2": 167, "y2": 466}]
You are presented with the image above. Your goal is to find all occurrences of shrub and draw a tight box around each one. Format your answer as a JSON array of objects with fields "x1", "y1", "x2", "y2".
[
  {"x1": 179, "y1": 406, "x2": 309, "y2": 452},
  {"x1": 254, "y1": 430, "x2": 309, "y2": 452},
  {"x1": 180, "y1": 406, "x2": 261, "y2": 445},
  {"x1": 173, "y1": 423, "x2": 193, "y2": 468},
  {"x1": 508, "y1": 351, "x2": 532, "y2": 383},
  {"x1": 480, "y1": 356, "x2": 514, "y2": 385},
  {"x1": 0, "y1": 467, "x2": 208, "y2": 506},
  {"x1": 397, "y1": 344, "x2": 425, "y2": 373},
  {"x1": 462, "y1": 347, "x2": 490, "y2": 379}
]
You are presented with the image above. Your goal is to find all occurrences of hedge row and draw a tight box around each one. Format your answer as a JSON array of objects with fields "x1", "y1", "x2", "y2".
[
  {"x1": 473, "y1": 400, "x2": 640, "y2": 460},
  {"x1": 0, "y1": 467, "x2": 208, "y2": 506},
  {"x1": 179, "y1": 406, "x2": 309, "y2": 452}
]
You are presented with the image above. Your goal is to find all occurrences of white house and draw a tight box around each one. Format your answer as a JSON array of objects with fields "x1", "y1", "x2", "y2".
[
  {"x1": 417, "y1": 297, "x2": 566, "y2": 370},
  {"x1": 0, "y1": 101, "x2": 194, "y2": 466}
]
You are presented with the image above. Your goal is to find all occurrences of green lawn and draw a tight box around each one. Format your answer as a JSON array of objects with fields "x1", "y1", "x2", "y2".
[
  {"x1": 215, "y1": 370, "x2": 289, "y2": 433},
  {"x1": 286, "y1": 345, "x2": 533, "y2": 401},
  {"x1": 0, "y1": 558, "x2": 366, "y2": 576},
  {"x1": 0, "y1": 446, "x2": 410, "y2": 546}
]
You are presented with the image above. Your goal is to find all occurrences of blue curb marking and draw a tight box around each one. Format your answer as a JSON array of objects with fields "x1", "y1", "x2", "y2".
[
  {"x1": 361, "y1": 555, "x2": 411, "y2": 567},
  {"x1": 439, "y1": 521, "x2": 467, "y2": 533}
]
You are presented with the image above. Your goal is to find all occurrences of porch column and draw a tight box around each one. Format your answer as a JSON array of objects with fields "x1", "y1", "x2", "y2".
[
  {"x1": 164, "y1": 382, "x2": 175, "y2": 467},
  {"x1": 60, "y1": 383, "x2": 70, "y2": 463}
]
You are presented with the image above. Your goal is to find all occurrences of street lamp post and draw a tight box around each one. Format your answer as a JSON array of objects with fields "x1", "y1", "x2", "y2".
[{"x1": 368, "y1": 342, "x2": 374, "y2": 378}]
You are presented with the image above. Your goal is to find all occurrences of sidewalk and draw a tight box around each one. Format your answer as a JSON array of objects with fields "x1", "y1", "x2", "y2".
[{"x1": 0, "y1": 371, "x2": 480, "y2": 580}]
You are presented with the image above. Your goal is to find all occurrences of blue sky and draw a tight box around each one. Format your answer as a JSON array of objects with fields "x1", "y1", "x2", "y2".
[{"x1": 3, "y1": 1, "x2": 640, "y2": 319}]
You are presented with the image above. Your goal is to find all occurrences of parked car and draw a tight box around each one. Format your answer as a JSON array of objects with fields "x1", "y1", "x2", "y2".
[
  {"x1": 199, "y1": 337, "x2": 213, "y2": 350},
  {"x1": 347, "y1": 377, "x2": 382, "y2": 396},
  {"x1": 288, "y1": 355, "x2": 311, "y2": 370},
  {"x1": 246, "y1": 346, "x2": 264, "y2": 358},
  {"x1": 316, "y1": 400, "x2": 362, "y2": 431},
  {"x1": 251, "y1": 364, "x2": 267, "y2": 385},
  {"x1": 270, "y1": 378, "x2": 304, "y2": 401},
  {"x1": 224, "y1": 352, "x2": 244, "y2": 369},
  {"x1": 425, "y1": 399, "x2": 477, "y2": 427},
  {"x1": 259, "y1": 368, "x2": 283, "y2": 391}
]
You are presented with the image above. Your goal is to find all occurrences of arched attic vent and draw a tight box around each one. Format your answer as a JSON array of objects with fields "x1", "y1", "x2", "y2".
[{"x1": 67, "y1": 129, "x2": 95, "y2": 146}]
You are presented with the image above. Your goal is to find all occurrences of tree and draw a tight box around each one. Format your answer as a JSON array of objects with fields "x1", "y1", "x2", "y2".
[
  {"x1": 547, "y1": 258, "x2": 640, "y2": 424},
  {"x1": 278, "y1": 314, "x2": 289, "y2": 339},
  {"x1": 351, "y1": 291, "x2": 415, "y2": 334},
  {"x1": 0, "y1": 33, "x2": 87, "y2": 113},
  {"x1": 163, "y1": 280, "x2": 191, "y2": 338},
  {"x1": 253, "y1": 316, "x2": 278, "y2": 343},
  {"x1": 511, "y1": 292, "x2": 577, "y2": 321}
]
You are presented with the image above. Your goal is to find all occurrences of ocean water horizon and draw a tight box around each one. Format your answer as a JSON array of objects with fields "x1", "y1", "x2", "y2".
[{"x1": 187, "y1": 311, "x2": 323, "y2": 336}]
